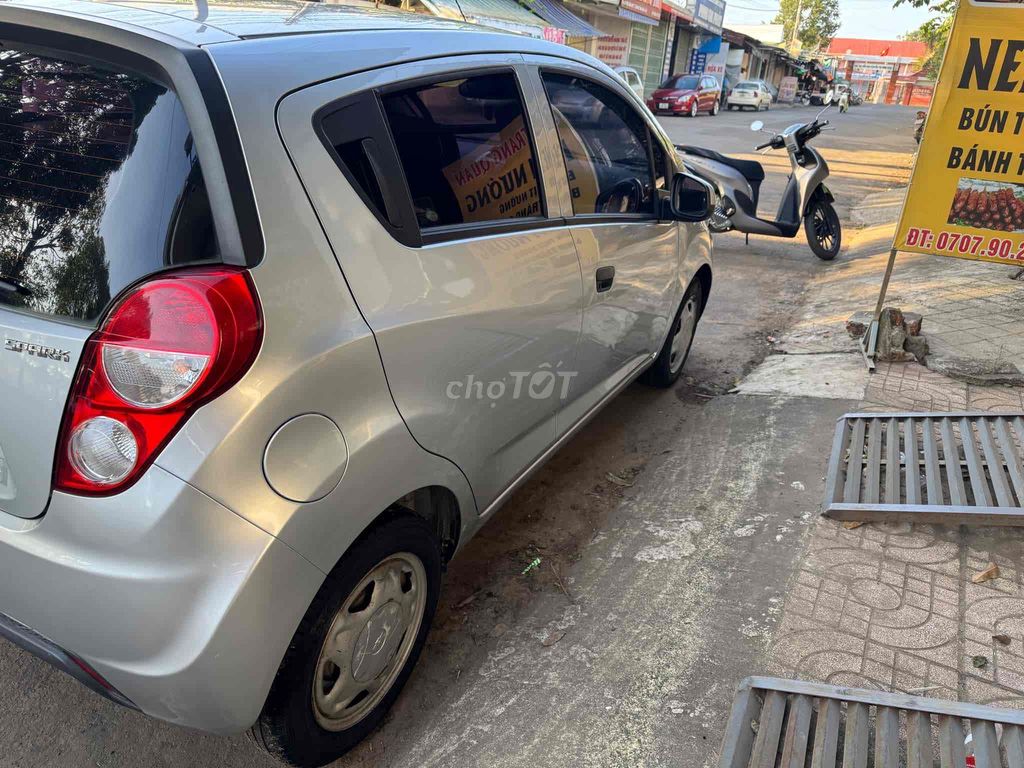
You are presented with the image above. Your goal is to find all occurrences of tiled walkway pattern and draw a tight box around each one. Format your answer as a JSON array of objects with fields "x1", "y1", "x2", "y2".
[
  {"x1": 884, "y1": 255, "x2": 1024, "y2": 371},
  {"x1": 767, "y1": 361, "x2": 1024, "y2": 709}
]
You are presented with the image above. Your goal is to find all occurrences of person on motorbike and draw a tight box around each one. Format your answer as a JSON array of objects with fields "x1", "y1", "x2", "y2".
[{"x1": 838, "y1": 90, "x2": 850, "y2": 113}]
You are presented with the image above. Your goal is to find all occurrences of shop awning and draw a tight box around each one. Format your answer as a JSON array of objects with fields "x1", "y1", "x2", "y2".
[
  {"x1": 517, "y1": 0, "x2": 602, "y2": 37},
  {"x1": 421, "y1": 0, "x2": 551, "y2": 35}
]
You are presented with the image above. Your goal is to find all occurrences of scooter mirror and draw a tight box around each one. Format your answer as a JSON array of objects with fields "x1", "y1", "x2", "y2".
[{"x1": 750, "y1": 120, "x2": 764, "y2": 132}]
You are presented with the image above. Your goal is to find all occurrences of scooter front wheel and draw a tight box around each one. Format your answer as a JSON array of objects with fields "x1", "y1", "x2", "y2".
[{"x1": 805, "y1": 199, "x2": 842, "y2": 261}]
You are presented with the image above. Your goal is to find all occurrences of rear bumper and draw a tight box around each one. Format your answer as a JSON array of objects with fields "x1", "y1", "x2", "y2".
[
  {"x1": 0, "y1": 465, "x2": 324, "y2": 734},
  {"x1": 0, "y1": 610, "x2": 136, "y2": 709}
]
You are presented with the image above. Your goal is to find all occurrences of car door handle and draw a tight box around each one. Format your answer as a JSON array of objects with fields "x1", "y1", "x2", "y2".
[{"x1": 595, "y1": 266, "x2": 615, "y2": 293}]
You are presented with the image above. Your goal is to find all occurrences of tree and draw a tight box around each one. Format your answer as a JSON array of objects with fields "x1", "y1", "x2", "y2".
[
  {"x1": 774, "y1": 0, "x2": 841, "y2": 53},
  {"x1": 900, "y1": 0, "x2": 956, "y2": 79}
]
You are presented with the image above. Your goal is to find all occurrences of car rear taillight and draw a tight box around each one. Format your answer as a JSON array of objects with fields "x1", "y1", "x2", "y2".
[{"x1": 54, "y1": 267, "x2": 262, "y2": 495}]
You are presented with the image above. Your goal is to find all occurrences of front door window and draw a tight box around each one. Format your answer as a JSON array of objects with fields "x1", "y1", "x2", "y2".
[{"x1": 540, "y1": 72, "x2": 656, "y2": 217}]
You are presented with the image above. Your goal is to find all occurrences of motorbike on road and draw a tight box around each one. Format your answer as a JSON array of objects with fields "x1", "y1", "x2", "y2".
[{"x1": 676, "y1": 108, "x2": 842, "y2": 261}]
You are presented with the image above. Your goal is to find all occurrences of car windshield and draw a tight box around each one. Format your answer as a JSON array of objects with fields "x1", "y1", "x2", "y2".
[
  {"x1": 737, "y1": 82, "x2": 758, "y2": 89},
  {"x1": 661, "y1": 75, "x2": 699, "y2": 90}
]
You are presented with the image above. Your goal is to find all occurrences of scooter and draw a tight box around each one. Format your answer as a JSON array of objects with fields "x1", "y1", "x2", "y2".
[{"x1": 676, "y1": 108, "x2": 841, "y2": 261}]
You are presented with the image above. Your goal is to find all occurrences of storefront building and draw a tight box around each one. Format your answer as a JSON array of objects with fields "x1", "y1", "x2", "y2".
[
  {"x1": 662, "y1": 0, "x2": 727, "y2": 85},
  {"x1": 825, "y1": 38, "x2": 929, "y2": 103},
  {"x1": 566, "y1": 0, "x2": 670, "y2": 97}
]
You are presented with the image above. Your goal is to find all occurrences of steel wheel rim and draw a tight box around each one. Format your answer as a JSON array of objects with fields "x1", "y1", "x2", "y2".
[
  {"x1": 312, "y1": 553, "x2": 427, "y2": 732},
  {"x1": 813, "y1": 204, "x2": 838, "y2": 253},
  {"x1": 669, "y1": 295, "x2": 699, "y2": 374}
]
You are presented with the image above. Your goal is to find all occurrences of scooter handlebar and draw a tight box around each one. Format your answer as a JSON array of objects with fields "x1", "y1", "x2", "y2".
[{"x1": 755, "y1": 136, "x2": 784, "y2": 151}]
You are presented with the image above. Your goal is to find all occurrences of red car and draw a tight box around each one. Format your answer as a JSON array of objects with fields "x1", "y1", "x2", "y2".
[{"x1": 647, "y1": 74, "x2": 722, "y2": 117}]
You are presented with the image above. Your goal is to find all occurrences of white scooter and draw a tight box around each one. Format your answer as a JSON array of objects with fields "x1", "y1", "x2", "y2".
[{"x1": 676, "y1": 108, "x2": 842, "y2": 261}]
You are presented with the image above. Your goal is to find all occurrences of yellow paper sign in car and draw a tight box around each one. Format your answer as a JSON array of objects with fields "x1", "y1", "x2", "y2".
[
  {"x1": 550, "y1": 107, "x2": 601, "y2": 215},
  {"x1": 441, "y1": 115, "x2": 541, "y2": 223},
  {"x1": 895, "y1": 0, "x2": 1024, "y2": 265}
]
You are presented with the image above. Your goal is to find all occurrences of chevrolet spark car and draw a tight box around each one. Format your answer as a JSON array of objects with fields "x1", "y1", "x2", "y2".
[{"x1": 0, "y1": 2, "x2": 714, "y2": 765}]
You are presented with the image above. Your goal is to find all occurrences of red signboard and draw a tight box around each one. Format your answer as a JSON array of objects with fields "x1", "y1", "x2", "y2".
[
  {"x1": 543, "y1": 26, "x2": 566, "y2": 43},
  {"x1": 620, "y1": 0, "x2": 661, "y2": 21}
]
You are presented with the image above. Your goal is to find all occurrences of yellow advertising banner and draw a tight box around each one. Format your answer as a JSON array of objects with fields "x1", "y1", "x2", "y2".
[{"x1": 895, "y1": 0, "x2": 1024, "y2": 266}]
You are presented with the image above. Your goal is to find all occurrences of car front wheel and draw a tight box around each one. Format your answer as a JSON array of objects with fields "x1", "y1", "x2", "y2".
[
  {"x1": 643, "y1": 279, "x2": 703, "y2": 388},
  {"x1": 251, "y1": 515, "x2": 442, "y2": 767}
]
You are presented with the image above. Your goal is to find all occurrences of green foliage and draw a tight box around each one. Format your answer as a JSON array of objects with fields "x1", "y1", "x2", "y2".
[
  {"x1": 773, "y1": 0, "x2": 841, "y2": 52},
  {"x1": 899, "y1": 0, "x2": 956, "y2": 79}
]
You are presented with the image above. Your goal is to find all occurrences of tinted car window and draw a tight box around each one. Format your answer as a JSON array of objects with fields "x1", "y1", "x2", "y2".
[
  {"x1": 0, "y1": 49, "x2": 217, "y2": 324},
  {"x1": 542, "y1": 73, "x2": 655, "y2": 217},
  {"x1": 660, "y1": 75, "x2": 700, "y2": 91},
  {"x1": 380, "y1": 73, "x2": 543, "y2": 229}
]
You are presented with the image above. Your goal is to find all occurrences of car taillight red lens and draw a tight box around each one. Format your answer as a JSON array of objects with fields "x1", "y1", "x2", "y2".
[{"x1": 55, "y1": 267, "x2": 262, "y2": 495}]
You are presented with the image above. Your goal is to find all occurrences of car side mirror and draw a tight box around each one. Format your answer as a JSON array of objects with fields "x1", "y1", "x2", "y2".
[{"x1": 668, "y1": 172, "x2": 715, "y2": 222}]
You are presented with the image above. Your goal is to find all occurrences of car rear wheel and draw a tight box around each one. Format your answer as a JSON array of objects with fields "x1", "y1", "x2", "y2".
[
  {"x1": 710, "y1": 100, "x2": 720, "y2": 116},
  {"x1": 251, "y1": 515, "x2": 441, "y2": 767}
]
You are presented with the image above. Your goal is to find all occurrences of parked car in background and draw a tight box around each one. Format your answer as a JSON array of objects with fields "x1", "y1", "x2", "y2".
[
  {"x1": 757, "y1": 79, "x2": 779, "y2": 102},
  {"x1": 614, "y1": 65, "x2": 645, "y2": 100},
  {"x1": 648, "y1": 74, "x2": 722, "y2": 117},
  {"x1": 0, "y1": 2, "x2": 716, "y2": 766},
  {"x1": 727, "y1": 80, "x2": 773, "y2": 111}
]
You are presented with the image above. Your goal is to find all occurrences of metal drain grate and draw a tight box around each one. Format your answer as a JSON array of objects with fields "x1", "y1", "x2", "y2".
[
  {"x1": 719, "y1": 677, "x2": 1024, "y2": 768},
  {"x1": 823, "y1": 412, "x2": 1024, "y2": 526}
]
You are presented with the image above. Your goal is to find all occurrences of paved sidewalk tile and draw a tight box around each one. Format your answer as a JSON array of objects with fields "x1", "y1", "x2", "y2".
[{"x1": 768, "y1": 349, "x2": 1024, "y2": 708}]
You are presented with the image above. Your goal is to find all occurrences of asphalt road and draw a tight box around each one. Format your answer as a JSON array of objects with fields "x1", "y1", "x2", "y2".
[{"x1": 0, "y1": 104, "x2": 919, "y2": 768}]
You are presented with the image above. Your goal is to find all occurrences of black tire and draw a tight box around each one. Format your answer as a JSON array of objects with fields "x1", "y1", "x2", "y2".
[
  {"x1": 805, "y1": 198, "x2": 842, "y2": 261},
  {"x1": 687, "y1": 101, "x2": 698, "y2": 118},
  {"x1": 727, "y1": 104, "x2": 735, "y2": 111},
  {"x1": 710, "y1": 100, "x2": 720, "y2": 116},
  {"x1": 251, "y1": 515, "x2": 442, "y2": 767},
  {"x1": 643, "y1": 279, "x2": 704, "y2": 388}
]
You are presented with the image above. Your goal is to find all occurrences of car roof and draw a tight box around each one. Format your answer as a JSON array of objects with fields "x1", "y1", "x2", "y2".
[{"x1": 0, "y1": 0, "x2": 490, "y2": 46}]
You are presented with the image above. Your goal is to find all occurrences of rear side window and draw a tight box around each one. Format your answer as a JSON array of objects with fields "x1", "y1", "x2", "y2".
[
  {"x1": 379, "y1": 73, "x2": 544, "y2": 229},
  {"x1": 0, "y1": 49, "x2": 217, "y2": 324}
]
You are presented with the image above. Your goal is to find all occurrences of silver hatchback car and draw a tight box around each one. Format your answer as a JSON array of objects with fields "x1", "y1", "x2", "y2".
[{"x1": 0, "y1": 1, "x2": 714, "y2": 764}]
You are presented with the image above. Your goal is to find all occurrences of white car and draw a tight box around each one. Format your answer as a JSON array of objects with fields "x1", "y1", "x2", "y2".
[
  {"x1": 614, "y1": 66, "x2": 645, "y2": 100},
  {"x1": 728, "y1": 81, "x2": 772, "y2": 111}
]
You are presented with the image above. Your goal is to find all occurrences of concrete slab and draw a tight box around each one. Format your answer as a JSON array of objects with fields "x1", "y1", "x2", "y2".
[{"x1": 735, "y1": 354, "x2": 869, "y2": 400}]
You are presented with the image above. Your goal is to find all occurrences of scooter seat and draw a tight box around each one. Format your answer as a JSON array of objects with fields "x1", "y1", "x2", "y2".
[{"x1": 676, "y1": 145, "x2": 766, "y2": 184}]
